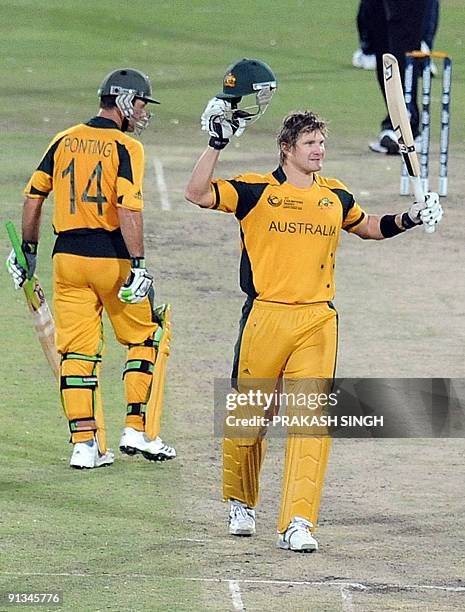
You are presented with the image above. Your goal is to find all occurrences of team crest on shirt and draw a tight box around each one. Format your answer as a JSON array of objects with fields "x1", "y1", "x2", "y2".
[
  {"x1": 318, "y1": 197, "x2": 333, "y2": 208},
  {"x1": 267, "y1": 194, "x2": 283, "y2": 207},
  {"x1": 224, "y1": 73, "x2": 237, "y2": 88}
]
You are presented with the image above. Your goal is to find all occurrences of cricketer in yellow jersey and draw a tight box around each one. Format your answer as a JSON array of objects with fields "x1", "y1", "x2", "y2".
[
  {"x1": 6, "y1": 68, "x2": 175, "y2": 469},
  {"x1": 185, "y1": 60, "x2": 443, "y2": 552}
]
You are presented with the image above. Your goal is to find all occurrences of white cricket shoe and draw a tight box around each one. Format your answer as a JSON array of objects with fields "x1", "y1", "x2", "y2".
[
  {"x1": 119, "y1": 427, "x2": 176, "y2": 462},
  {"x1": 277, "y1": 516, "x2": 319, "y2": 553},
  {"x1": 70, "y1": 439, "x2": 115, "y2": 469},
  {"x1": 352, "y1": 48, "x2": 376, "y2": 70},
  {"x1": 228, "y1": 499, "x2": 256, "y2": 536}
]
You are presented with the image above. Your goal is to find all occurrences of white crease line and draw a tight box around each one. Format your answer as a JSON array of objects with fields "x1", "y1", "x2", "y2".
[
  {"x1": 340, "y1": 585, "x2": 358, "y2": 612},
  {"x1": 173, "y1": 538, "x2": 210, "y2": 543},
  {"x1": 341, "y1": 583, "x2": 370, "y2": 612},
  {"x1": 228, "y1": 579, "x2": 245, "y2": 610},
  {"x1": 2, "y1": 573, "x2": 464, "y2": 593},
  {"x1": 153, "y1": 157, "x2": 171, "y2": 211}
]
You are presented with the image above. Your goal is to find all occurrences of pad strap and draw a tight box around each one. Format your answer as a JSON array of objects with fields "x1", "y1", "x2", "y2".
[
  {"x1": 126, "y1": 402, "x2": 147, "y2": 416},
  {"x1": 61, "y1": 375, "x2": 98, "y2": 390},
  {"x1": 69, "y1": 417, "x2": 98, "y2": 433},
  {"x1": 61, "y1": 352, "x2": 102, "y2": 363},
  {"x1": 122, "y1": 359, "x2": 154, "y2": 379}
]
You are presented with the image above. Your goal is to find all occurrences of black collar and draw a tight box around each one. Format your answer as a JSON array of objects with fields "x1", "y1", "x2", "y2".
[
  {"x1": 86, "y1": 116, "x2": 120, "y2": 130},
  {"x1": 272, "y1": 166, "x2": 287, "y2": 184}
]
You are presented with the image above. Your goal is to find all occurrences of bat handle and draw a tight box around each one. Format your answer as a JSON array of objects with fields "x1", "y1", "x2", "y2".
[
  {"x1": 410, "y1": 177, "x2": 435, "y2": 234},
  {"x1": 5, "y1": 221, "x2": 30, "y2": 271},
  {"x1": 5, "y1": 220, "x2": 38, "y2": 304}
]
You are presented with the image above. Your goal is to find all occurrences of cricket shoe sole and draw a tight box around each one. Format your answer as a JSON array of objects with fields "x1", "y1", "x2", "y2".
[
  {"x1": 119, "y1": 427, "x2": 176, "y2": 462},
  {"x1": 277, "y1": 516, "x2": 319, "y2": 553}
]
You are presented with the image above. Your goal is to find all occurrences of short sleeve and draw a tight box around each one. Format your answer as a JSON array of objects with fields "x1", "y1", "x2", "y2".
[
  {"x1": 24, "y1": 134, "x2": 64, "y2": 199},
  {"x1": 210, "y1": 179, "x2": 239, "y2": 213},
  {"x1": 342, "y1": 201, "x2": 367, "y2": 232},
  {"x1": 116, "y1": 138, "x2": 145, "y2": 211},
  {"x1": 328, "y1": 183, "x2": 367, "y2": 232}
]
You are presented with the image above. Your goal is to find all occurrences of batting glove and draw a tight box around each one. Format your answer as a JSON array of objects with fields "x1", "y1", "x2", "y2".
[
  {"x1": 6, "y1": 240, "x2": 38, "y2": 289},
  {"x1": 118, "y1": 258, "x2": 153, "y2": 304},
  {"x1": 419, "y1": 192, "x2": 443, "y2": 228},
  {"x1": 404, "y1": 192, "x2": 443, "y2": 230},
  {"x1": 201, "y1": 97, "x2": 247, "y2": 149}
]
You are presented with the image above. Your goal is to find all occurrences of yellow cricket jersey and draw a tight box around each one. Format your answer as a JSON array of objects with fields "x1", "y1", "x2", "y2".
[
  {"x1": 211, "y1": 166, "x2": 367, "y2": 304},
  {"x1": 24, "y1": 117, "x2": 145, "y2": 256}
]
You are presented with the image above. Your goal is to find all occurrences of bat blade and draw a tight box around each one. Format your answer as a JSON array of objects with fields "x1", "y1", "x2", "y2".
[
  {"x1": 6, "y1": 221, "x2": 60, "y2": 378},
  {"x1": 382, "y1": 54, "x2": 423, "y2": 201},
  {"x1": 382, "y1": 53, "x2": 435, "y2": 234},
  {"x1": 25, "y1": 276, "x2": 60, "y2": 379}
]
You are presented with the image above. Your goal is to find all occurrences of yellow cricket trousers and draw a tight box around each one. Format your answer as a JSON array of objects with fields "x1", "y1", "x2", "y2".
[
  {"x1": 53, "y1": 253, "x2": 158, "y2": 444},
  {"x1": 224, "y1": 298, "x2": 337, "y2": 533}
]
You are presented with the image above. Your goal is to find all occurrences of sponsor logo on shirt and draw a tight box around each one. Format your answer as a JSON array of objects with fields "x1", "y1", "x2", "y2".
[
  {"x1": 283, "y1": 197, "x2": 303, "y2": 210},
  {"x1": 267, "y1": 195, "x2": 304, "y2": 210}
]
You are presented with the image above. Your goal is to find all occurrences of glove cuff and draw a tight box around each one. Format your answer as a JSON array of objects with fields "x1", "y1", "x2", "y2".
[
  {"x1": 22, "y1": 240, "x2": 38, "y2": 255},
  {"x1": 401, "y1": 211, "x2": 420, "y2": 229},
  {"x1": 209, "y1": 136, "x2": 229, "y2": 150},
  {"x1": 130, "y1": 257, "x2": 146, "y2": 269}
]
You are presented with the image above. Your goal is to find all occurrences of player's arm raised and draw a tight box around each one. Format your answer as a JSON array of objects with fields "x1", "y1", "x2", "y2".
[
  {"x1": 352, "y1": 192, "x2": 443, "y2": 240},
  {"x1": 185, "y1": 147, "x2": 220, "y2": 208},
  {"x1": 185, "y1": 97, "x2": 247, "y2": 209}
]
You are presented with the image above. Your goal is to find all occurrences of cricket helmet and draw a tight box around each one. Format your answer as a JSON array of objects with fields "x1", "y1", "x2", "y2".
[
  {"x1": 98, "y1": 68, "x2": 159, "y2": 104},
  {"x1": 217, "y1": 58, "x2": 276, "y2": 100},
  {"x1": 98, "y1": 68, "x2": 159, "y2": 135},
  {"x1": 216, "y1": 58, "x2": 277, "y2": 126}
]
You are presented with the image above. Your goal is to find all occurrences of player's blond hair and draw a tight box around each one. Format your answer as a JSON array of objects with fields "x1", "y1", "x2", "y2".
[{"x1": 277, "y1": 111, "x2": 328, "y2": 164}]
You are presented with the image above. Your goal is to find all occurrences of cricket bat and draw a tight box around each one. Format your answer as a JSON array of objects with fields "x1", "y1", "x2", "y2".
[
  {"x1": 382, "y1": 53, "x2": 434, "y2": 234},
  {"x1": 145, "y1": 304, "x2": 172, "y2": 441},
  {"x1": 6, "y1": 221, "x2": 60, "y2": 379}
]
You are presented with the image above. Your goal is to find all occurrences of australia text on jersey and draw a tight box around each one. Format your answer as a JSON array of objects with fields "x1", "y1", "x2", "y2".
[{"x1": 268, "y1": 221, "x2": 337, "y2": 236}]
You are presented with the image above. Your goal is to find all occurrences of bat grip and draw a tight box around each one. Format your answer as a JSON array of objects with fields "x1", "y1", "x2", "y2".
[
  {"x1": 410, "y1": 178, "x2": 434, "y2": 234},
  {"x1": 5, "y1": 221, "x2": 29, "y2": 271}
]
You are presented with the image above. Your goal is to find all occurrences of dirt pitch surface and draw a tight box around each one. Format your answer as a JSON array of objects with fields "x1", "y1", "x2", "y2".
[{"x1": 138, "y1": 138, "x2": 465, "y2": 611}]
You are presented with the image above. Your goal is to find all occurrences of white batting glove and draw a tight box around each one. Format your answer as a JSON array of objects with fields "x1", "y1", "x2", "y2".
[
  {"x1": 6, "y1": 249, "x2": 27, "y2": 289},
  {"x1": 6, "y1": 240, "x2": 37, "y2": 289},
  {"x1": 118, "y1": 259, "x2": 153, "y2": 304},
  {"x1": 201, "y1": 97, "x2": 247, "y2": 140},
  {"x1": 407, "y1": 192, "x2": 443, "y2": 226},
  {"x1": 419, "y1": 192, "x2": 443, "y2": 228}
]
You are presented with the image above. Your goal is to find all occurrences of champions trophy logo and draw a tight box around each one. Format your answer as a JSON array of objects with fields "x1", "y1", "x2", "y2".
[{"x1": 267, "y1": 194, "x2": 282, "y2": 207}]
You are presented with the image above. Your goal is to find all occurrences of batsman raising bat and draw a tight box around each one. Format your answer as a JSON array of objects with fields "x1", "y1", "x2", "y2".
[
  {"x1": 6, "y1": 68, "x2": 175, "y2": 469},
  {"x1": 185, "y1": 58, "x2": 443, "y2": 552}
]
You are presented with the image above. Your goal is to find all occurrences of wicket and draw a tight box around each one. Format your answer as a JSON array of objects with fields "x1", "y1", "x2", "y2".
[{"x1": 400, "y1": 51, "x2": 452, "y2": 197}]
